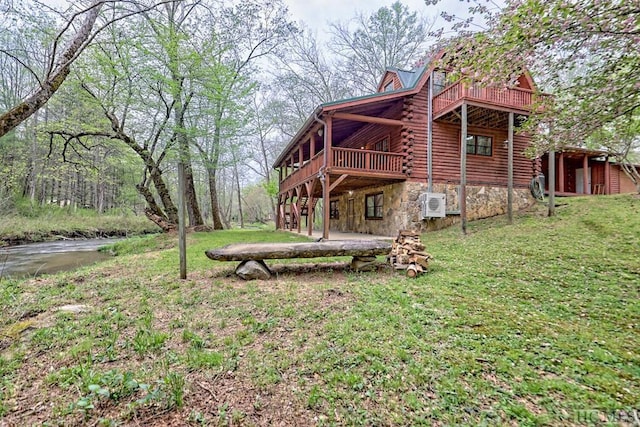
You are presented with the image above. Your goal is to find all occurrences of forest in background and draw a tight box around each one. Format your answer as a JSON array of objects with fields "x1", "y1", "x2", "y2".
[
  {"x1": 1, "y1": 0, "x2": 637, "y2": 232},
  {"x1": 0, "y1": 0, "x2": 435, "y2": 230}
]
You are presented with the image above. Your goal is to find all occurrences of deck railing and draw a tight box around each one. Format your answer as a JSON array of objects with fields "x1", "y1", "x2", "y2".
[
  {"x1": 332, "y1": 147, "x2": 404, "y2": 174},
  {"x1": 280, "y1": 151, "x2": 324, "y2": 192},
  {"x1": 279, "y1": 148, "x2": 405, "y2": 192},
  {"x1": 433, "y1": 81, "x2": 536, "y2": 115}
]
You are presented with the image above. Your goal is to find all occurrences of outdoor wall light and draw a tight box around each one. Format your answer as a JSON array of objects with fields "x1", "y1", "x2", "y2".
[{"x1": 317, "y1": 128, "x2": 323, "y2": 137}]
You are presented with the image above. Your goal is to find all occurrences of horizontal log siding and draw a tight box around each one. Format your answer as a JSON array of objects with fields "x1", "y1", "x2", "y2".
[
  {"x1": 428, "y1": 122, "x2": 534, "y2": 187},
  {"x1": 339, "y1": 104, "x2": 403, "y2": 153},
  {"x1": 405, "y1": 88, "x2": 428, "y2": 180},
  {"x1": 611, "y1": 167, "x2": 620, "y2": 194},
  {"x1": 619, "y1": 170, "x2": 637, "y2": 193}
]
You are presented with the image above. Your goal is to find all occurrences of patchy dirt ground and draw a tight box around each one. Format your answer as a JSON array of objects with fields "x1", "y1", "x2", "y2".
[{"x1": 1, "y1": 260, "x2": 388, "y2": 426}]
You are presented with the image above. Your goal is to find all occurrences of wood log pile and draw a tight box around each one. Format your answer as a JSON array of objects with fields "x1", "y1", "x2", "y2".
[{"x1": 387, "y1": 230, "x2": 432, "y2": 277}]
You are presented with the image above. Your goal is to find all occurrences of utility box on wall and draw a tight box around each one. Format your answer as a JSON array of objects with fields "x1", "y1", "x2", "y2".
[{"x1": 419, "y1": 192, "x2": 446, "y2": 218}]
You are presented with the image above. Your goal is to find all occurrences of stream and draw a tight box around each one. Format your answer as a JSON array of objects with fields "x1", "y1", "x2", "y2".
[{"x1": 0, "y1": 238, "x2": 122, "y2": 279}]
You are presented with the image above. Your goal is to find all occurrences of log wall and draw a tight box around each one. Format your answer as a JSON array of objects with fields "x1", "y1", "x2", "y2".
[
  {"x1": 405, "y1": 82, "x2": 535, "y2": 188},
  {"x1": 429, "y1": 123, "x2": 533, "y2": 187}
]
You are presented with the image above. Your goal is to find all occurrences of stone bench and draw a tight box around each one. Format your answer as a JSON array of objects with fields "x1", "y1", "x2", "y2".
[{"x1": 205, "y1": 240, "x2": 392, "y2": 280}]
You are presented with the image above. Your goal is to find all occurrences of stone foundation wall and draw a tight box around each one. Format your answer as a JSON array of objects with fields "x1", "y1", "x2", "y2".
[{"x1": 329, "y1": 181, "x2": 535, "y2": 236}]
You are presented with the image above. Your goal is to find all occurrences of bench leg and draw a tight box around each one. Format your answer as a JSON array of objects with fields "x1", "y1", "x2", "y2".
[
  {"x1": 351, "y1": 256, "x2": 377, "y2": 271},
  {"x1": 235, "y1": 260, "x2": 272, "y2": 280}
]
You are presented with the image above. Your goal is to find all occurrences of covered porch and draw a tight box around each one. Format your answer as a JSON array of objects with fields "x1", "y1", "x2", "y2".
[
  {"x1": 273, "y1": 93, "x2": 411, "y2": 239},
  {"x1": 542, "y1": 148, "x2": 612, "y2": 196},
  {"x1": 429, "y1": 97, "x2": 532, "y2": 233}
]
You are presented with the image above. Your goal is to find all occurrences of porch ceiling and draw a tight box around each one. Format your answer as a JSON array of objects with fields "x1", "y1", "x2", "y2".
[
  {"x1": 281, "y1": 97, "x2": 406, "y2": 165},
  {"x1": 558, "y1": 148, "x2": 609, "y2": 159},
  {"x1": 435, "y1": 104, "x2": 528, "y2": 128},
  {"x1": 304, "y1": 173, "x2": 406, "y2": 198},
  {"x1": 329, "y1": 98, "x2": 405, "y2": 144}
]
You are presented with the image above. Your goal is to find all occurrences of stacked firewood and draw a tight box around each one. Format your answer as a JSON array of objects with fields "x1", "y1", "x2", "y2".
[{"x1": 387, "y1": 230, "x2": 433, "y2": 277}]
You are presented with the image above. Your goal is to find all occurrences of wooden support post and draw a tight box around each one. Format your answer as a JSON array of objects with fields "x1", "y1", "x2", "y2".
[
  {"x1": 298, "y1": 145, "x2": 303, "y2": 169},
  {"x1": 307, "y1": 196, "x2": 315, "y2": 236},
  {"x1": 460, "y1": 102, "x2": 467, "y2": 235},
  {"x1": 427, "y1": 71, "x2": 433, "y2": 192},
  {"x1": 583, "y1": 154, "x2": 589, "y2": 194},
  {"x1": 326, "y1": 116, "x2": 333, "y2": 168},
  {"x1": 558, "y1": 152, "x2": 565, "y2": 193},
  {"x1": 322, "y1": 174, "x2": 330, "y2": 239},
  {"x1": 548, "y1": 149, "x2": 555, "y2": 217},
  {"x1": 177, "y1": 161, "x2": 187, "y2": 279},
  {"x1": 310, "y1": 134, "x2": 315, "y2": 158},
  {"x1": 288, "y1": 193, "x2": 294, "y2": 231},
  {"x1": 296, "y1": 188, "x2": 302, "y2": 234},
  {"x1": 604, "y1": 156, "x2": 611, "y2": 194},
  {"x1": 276, "y1": 195, "x2": 281, "y2": 229},
  {"x1": 507, "y1": 111, "x2": 514, "y2": 225}
]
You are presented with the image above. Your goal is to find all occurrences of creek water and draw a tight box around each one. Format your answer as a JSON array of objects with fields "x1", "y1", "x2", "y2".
[{"x1": 0, "y1": 238, "x2": 122, "y2": 278}]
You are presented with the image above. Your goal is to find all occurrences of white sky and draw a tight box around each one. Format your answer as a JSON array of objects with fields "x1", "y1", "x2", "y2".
[{"x1": 283, "y1": 0, "x2": 473, "y2": 39}]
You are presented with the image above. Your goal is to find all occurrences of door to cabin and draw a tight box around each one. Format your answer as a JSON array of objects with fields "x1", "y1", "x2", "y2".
[
  {"x1": 576, "y1": 168, "x2": 592, "y2": 194},
  {"x1": 347, "y1": 199, "x2": 355, "y2": 230}
]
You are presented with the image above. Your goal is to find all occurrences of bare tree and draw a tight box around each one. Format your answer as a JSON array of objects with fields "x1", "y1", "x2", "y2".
[
  {"x1": 329, "y1": 1, "x2": 435, "y2": 94},
  {"x1": 188, "y1": 0, "x2": 295, "y2": 229},
  {"x1": 0, "y1": 0, "x2": 181, "y2": 138},
  {"x1": 0, "y1": 1, "x2": 104, "y2": 137}
]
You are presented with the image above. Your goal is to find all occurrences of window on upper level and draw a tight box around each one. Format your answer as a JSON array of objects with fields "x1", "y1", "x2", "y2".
[
  {"x1": 372, "y1": 137, "x2": 390, "y2": 152},
  {"x1": 466, "y1": 134, "x2": 493, "y2": 156},
  {"x1": 384, "y1": 81, "x2": 394, "y2": 92},
  {"x1": 433, "y1": 70, "x2": 447, "y2": 95}
]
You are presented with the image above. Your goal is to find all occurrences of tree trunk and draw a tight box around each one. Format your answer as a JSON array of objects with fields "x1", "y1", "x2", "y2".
[
  {"x1": 0, "y1": 2, "x2": 103, "y2": 137},
  {"x1": 205, "y1": 240, "x2": 392, "y2": 261},
  {"x1": 620, "y1": 161, "x2": 640, "y2": 194},
  {"x1": 233, "y1": 153, "x2": 244, "y2": 228},
  {"x1": 207, "y1": 168, "x2": 225, "y2": 230},
  {"x1": 184, "y1": 159, "x2": 203, "y2": 226},
  {"x1": 259, "y1": 131, "x2": 277, "y2": 221},
  {"x1": 103, "y1": 109, "x2": 179, "y2": 223}
]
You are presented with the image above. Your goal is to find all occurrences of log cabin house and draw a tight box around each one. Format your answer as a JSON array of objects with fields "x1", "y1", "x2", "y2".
[
  {"x1": 541, "y1": 147, "x2": 639, "y2": 196},
  {"x1": 273, "y1": 50, "x2": 543, "y2": 238}
]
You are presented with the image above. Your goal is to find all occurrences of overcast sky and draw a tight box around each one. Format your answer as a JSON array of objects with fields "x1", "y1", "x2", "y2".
[{"x1": 283, "y1": 0, "x2": 473, "y2": 39}]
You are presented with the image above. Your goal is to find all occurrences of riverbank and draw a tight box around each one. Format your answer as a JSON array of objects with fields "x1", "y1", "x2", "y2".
[
  {"x1": 0, "y1": 210, "x2": 160, "y2": 247},
  {"x1": 1, "y1": 195, "x2": 638, "y2": 425}
]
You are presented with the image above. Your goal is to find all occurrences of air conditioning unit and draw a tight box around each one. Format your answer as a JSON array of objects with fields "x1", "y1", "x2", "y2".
[{"x1": 419, "y1": 192, "x2": 446, "y2": 218}]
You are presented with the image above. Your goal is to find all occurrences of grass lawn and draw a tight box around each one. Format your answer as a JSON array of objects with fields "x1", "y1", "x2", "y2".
[
  {"x1": 0, "y1": 208, "x2": 159, "y2": 246},
  {"x1": 0, "y1": 195, "x2": 638, "y2": 426}
]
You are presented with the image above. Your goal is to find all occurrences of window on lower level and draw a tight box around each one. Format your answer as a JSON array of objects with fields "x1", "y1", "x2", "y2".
[
  {"x1": 329, "y1": 200, "x2": 339, "y2": 219},
  {"x1": 365, "y1": 193, "x2": 383, "y2": 219},
  {"x1": 466, "y1": 134, "x2": 492, "y2": 156}
]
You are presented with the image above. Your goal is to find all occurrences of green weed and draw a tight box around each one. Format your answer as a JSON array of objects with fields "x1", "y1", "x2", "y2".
[{"x1": 2, "y1": 195, "x2": 639, "y2": 425}]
